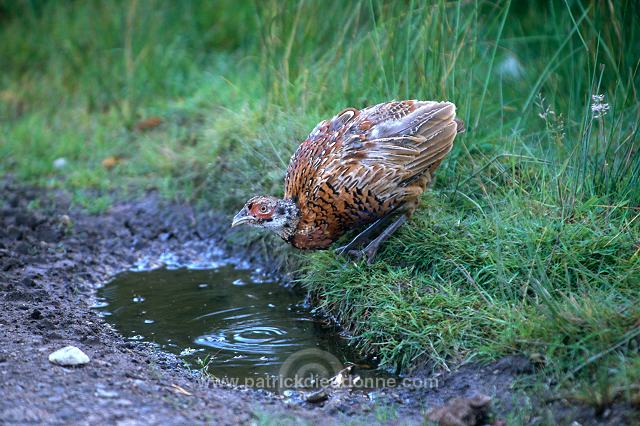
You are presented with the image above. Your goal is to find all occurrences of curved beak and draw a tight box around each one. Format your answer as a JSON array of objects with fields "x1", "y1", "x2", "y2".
[{"x1": 231, "y1": 208, "x2": 253, "y2": 228}]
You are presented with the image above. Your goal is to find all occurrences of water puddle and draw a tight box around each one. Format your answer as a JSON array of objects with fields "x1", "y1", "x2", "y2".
[{"x1": 95, "y1": 265, "x2": 391, "y2": 390}]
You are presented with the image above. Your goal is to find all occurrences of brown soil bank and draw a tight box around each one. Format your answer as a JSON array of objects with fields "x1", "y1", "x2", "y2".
[{"x1": 0, "y1": 177, "x2": 635, "y2": 425}]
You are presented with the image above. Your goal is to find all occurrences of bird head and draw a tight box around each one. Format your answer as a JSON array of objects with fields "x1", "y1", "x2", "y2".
[{"x1": 231, "y1": 196, "x2": 299, "y2": 241}]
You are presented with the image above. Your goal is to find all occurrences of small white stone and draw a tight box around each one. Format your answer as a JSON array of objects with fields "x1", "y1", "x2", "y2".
[
  {"x1": 48, "y1": 345, "x2": 90, "y2": 366},
  {"x1": 53, "y1": 157, "x2": 68, "y2": 169},
  {"x1": 95, "y1": 388, "x2": 119, "y2": 398}
]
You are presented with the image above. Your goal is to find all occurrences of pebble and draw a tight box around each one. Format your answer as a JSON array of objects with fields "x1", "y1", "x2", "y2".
[
  {"x1": 304, "y1": 389, "x2": 328, "y2": 403},
  {"x1": 48, "y1": 345, "x2": 90, "y2": 366},
  {"x1": 95, "y1": 388, "x2": 119, "y2": 398},
  {"x1": 59, "y1": 214, "x2": 72, "y2": 227}
]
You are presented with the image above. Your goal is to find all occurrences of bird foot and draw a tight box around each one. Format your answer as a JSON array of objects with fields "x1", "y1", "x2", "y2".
[
  {"x1": 336, "y1": 214, "x2": 406, "y2": 264},
  {"x1": 345, "y1": 247, "x2": 379, "y2": 264},
  {"x1": 335, "y1": 241, "x2": 370, "y2": 257},
  {"x1": 334, "y1": 245, "x2": 351, "y2": 256},
  {"x1": 346, "y1": 249, "x2": 364, "y2": 260}
]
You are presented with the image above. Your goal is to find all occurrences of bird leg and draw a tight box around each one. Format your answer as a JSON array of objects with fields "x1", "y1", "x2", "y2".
[
  {"x1": 349, "y1": 215, "x2": 408, "y2": 264},
  {"x1": 334, "y1": 216, "x2": 388, "y2": 256}
]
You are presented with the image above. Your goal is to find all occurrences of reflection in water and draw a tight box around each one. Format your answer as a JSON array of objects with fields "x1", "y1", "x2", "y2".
[{"x1": 95, "y1": 266, "x2": 385, "y2": 386}]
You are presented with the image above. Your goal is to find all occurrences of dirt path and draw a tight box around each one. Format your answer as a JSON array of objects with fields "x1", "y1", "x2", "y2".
[{"x1": 0, "y1": 177, "x2": 634, "y2": 425}]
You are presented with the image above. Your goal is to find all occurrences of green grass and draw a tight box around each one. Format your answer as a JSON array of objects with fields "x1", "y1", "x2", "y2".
[{"x1": 1, "y1": 0, "x2": 639, "y2": 415}]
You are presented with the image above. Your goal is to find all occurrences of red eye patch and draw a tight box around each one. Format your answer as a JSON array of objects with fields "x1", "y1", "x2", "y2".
[{"x1": 250, "y1": 204, "x2": 273, "y2": 219}]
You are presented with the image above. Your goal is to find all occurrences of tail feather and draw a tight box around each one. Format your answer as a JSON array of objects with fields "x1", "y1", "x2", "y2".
[
  {"x1": 357, "y1": 100, "x2": 462, "y2": 182},
  {"x1": 407, "y1": 121, "x2": 457, "y2": 175}
]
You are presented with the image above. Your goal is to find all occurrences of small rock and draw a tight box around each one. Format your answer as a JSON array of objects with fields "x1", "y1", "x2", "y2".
[
  {"x1": 48, "y1": 345, "x2": 90, "y2": 366},
  {"x1": 59, "y1": 214, "x2": 72, "y2": 228},
  {"x1": 53, "y1": 158, "x2": 68, "y2": 169},
  {"x1": 304, "y1": 389, "x2": 329, "y2": 403},
  {"x1": 95, "y1": 388, "x2": 119, "y2": 398},
  {"x1": 427, "y1": 393, "x2": 491, "y2": 426}
]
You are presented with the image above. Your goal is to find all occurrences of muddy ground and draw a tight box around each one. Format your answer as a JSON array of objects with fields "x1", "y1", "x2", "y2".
[{"x1": 0, "y1": 177, "x2": 635, "y2": 425}]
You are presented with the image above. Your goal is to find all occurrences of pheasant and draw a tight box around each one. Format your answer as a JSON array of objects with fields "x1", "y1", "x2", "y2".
[{"x1": 231, "y1": 100, "x2": 464, "y2": 263}]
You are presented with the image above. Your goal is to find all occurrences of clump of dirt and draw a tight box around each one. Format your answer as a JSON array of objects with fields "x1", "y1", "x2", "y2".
[
  {"x1": 427, "y1": 393, "x2": 491, "y2": 426},
  {"x1": 0, "y1": 177, "x2": 635, "y2": 425}
]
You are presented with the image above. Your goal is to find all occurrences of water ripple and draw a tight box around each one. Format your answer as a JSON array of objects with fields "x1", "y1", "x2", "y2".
[
  {"x1": 95, "y1": 266, "x2": 374, "y2": 381},
  {"x1": 195, "y1": 324, "x2": 303, "y2": 357}
]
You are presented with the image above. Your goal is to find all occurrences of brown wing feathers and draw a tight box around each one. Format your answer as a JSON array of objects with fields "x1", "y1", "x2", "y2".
[
  {"x1": 285, "y1": 100, "x2": 462, "y2": 249},
  {"x1": 362, "y1": 101, "x2": 457, "y2": 182}
]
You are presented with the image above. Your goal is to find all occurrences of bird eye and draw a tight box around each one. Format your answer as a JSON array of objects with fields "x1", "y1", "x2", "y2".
[{"x1": 259, "y1": 205, "x2": 268, "y2": 213}]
